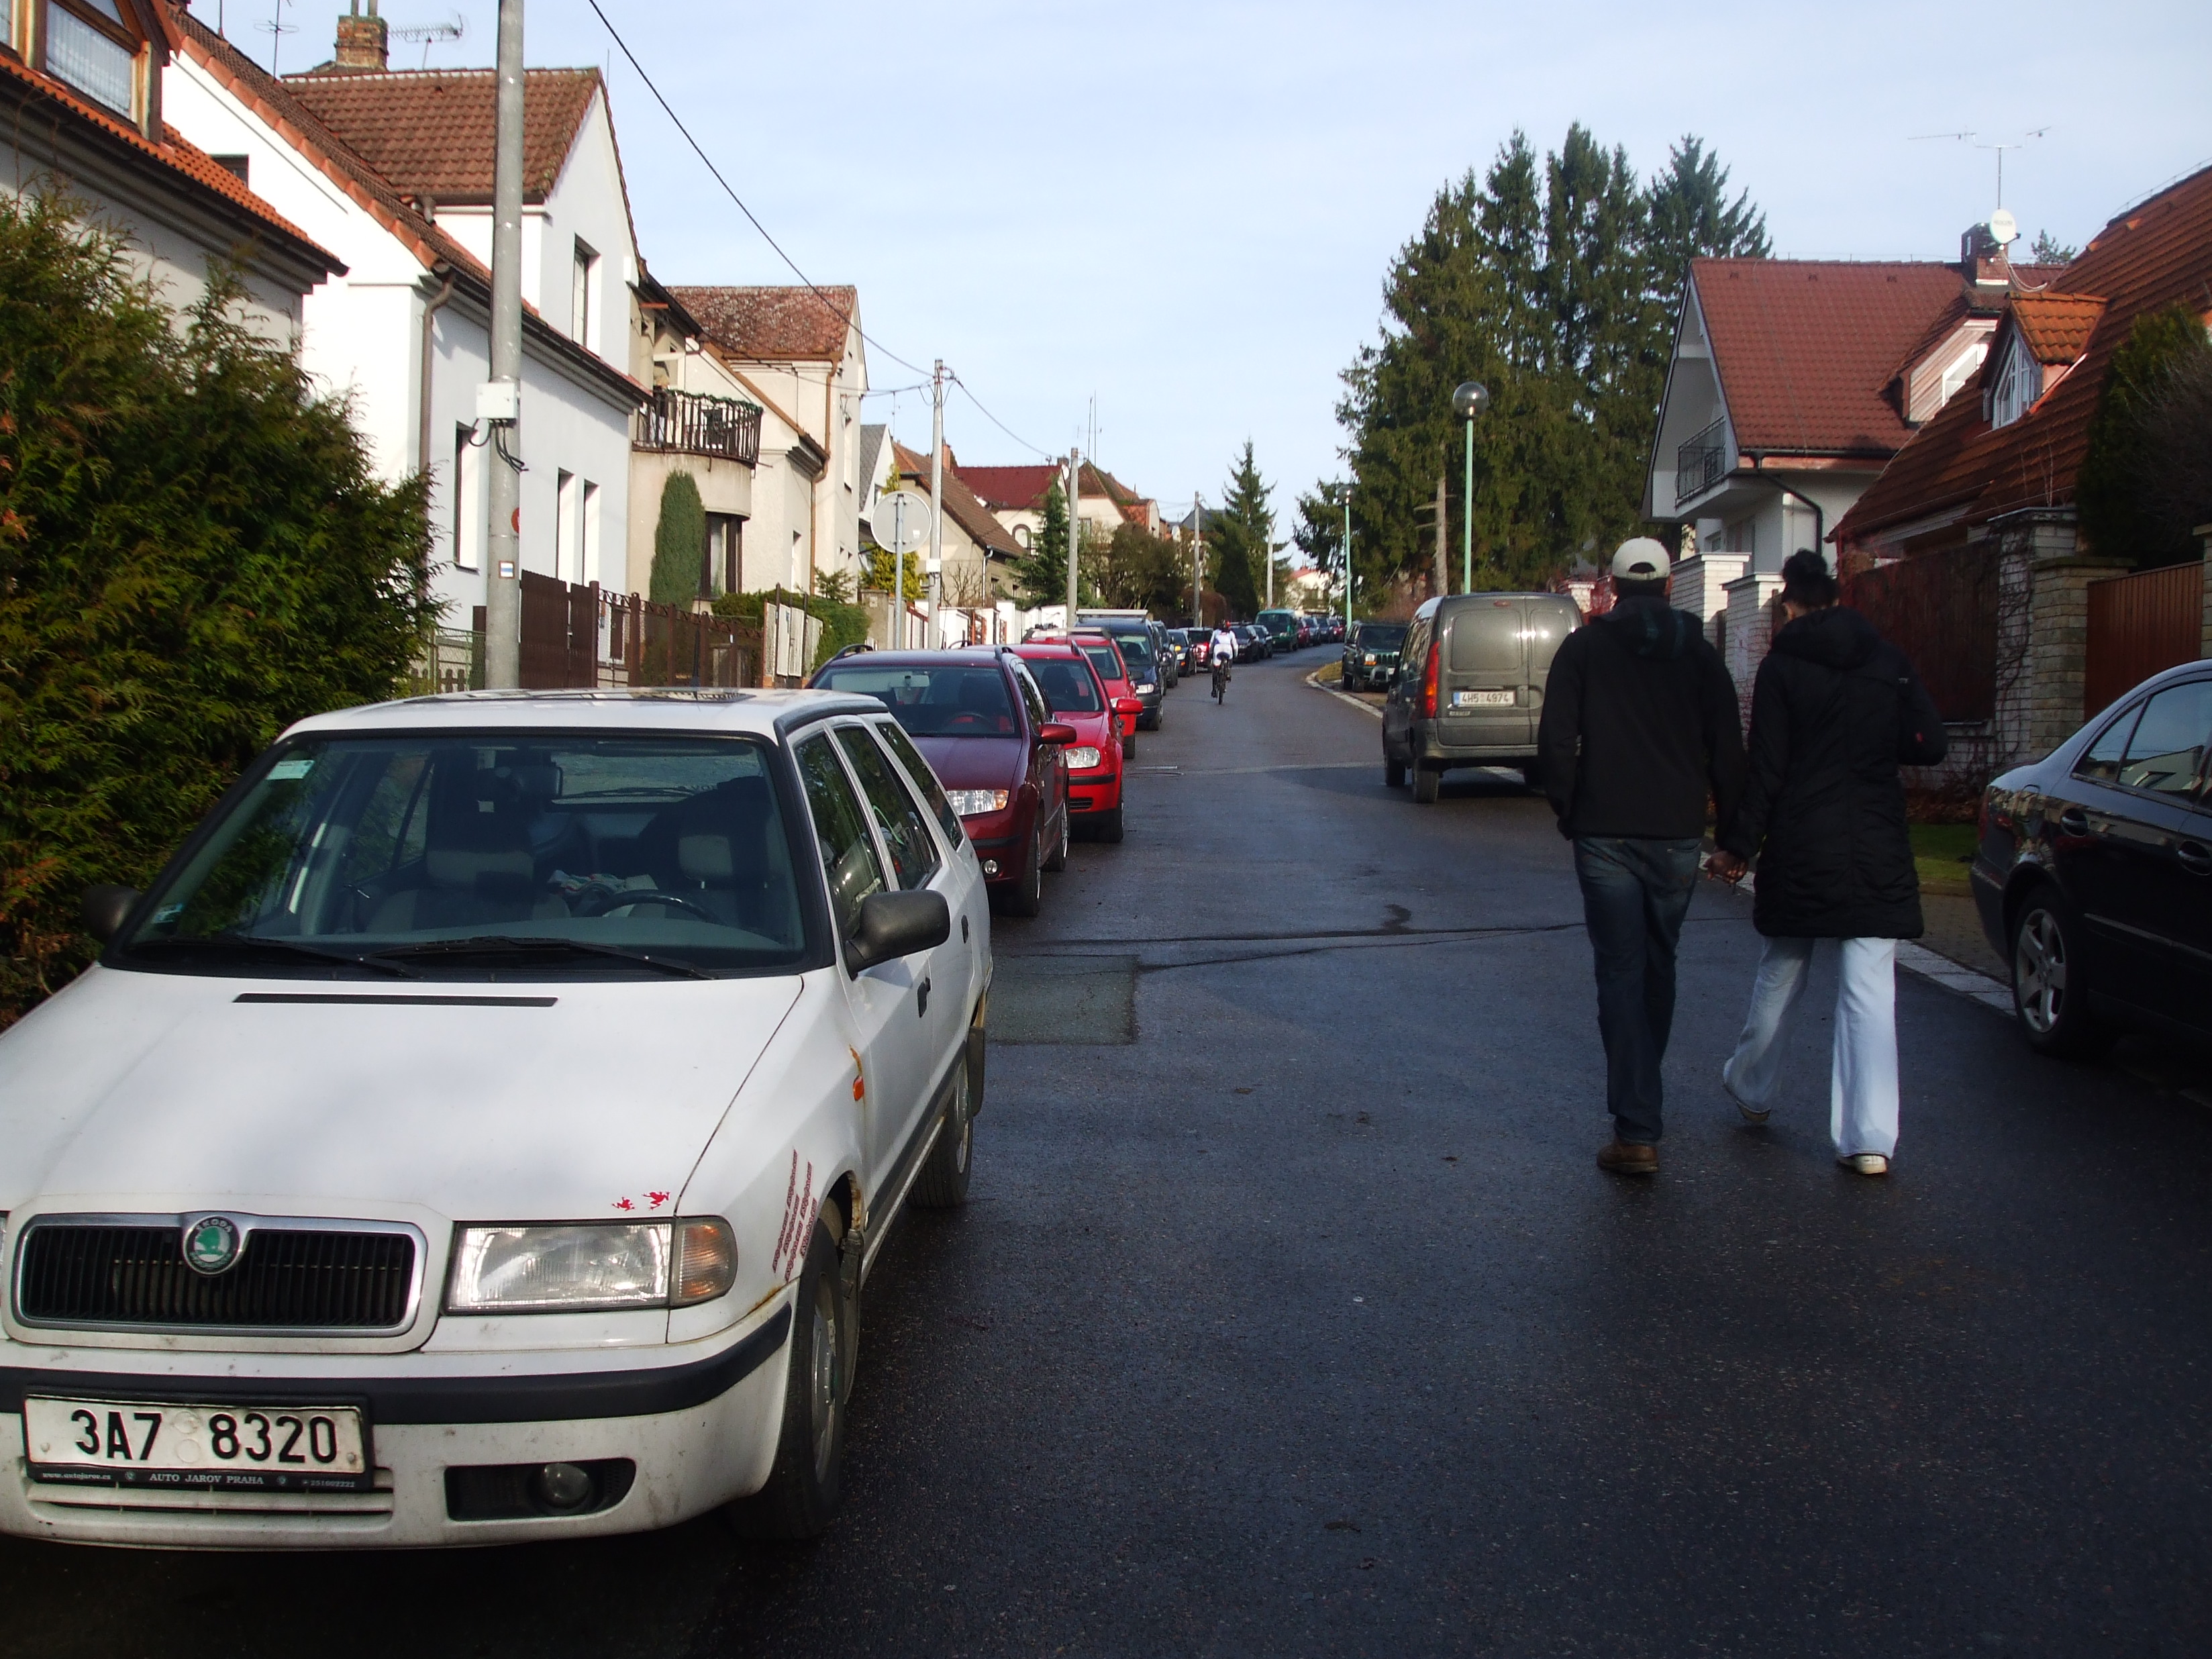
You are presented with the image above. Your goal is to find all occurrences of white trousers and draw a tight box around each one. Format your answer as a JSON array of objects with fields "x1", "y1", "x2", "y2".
[{"x1": 1722, "y1": 936, "x2": 1901, "y2": 1158}]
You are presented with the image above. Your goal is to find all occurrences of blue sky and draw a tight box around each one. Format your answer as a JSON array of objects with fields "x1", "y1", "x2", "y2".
[{"x1": 197, "y1": 1, "x2": 2212, "y2": 532}]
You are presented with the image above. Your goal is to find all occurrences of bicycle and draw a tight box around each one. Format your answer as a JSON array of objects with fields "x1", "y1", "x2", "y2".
[{"x1": 1211, "y1": 658, "x2": 1231, "y2": 703}]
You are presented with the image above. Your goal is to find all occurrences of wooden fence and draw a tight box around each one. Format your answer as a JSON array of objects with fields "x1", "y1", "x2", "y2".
[
  {"x1": 1841, "y1": 540, "x2": 2000, "y2": 722},
  {"x1": 2084, "y1": 560, "x2": 2203, "y2": 715},
  {"x1": 470, "y1": 575, "x2": 762, "y2": 691}
]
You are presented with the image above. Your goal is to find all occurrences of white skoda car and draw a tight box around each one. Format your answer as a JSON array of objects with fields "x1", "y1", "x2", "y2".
[{"x1": 0, "y1": 689, "x2": 990, "y2": 1548}]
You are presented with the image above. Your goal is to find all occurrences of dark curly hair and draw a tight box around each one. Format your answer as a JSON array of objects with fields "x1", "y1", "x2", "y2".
[{"x1": 1780, "y1": 548, "x2": 1839, "y2": 608}]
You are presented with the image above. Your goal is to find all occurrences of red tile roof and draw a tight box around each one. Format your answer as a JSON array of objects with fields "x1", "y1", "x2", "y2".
[
  {"x1": 279, "y1": 68, "x2": 601, "y2": 205},
  {"x1": 0, "y1": 48, "x2": 336, "y2": 273},
  {"x1": 2010, "y1": 292, "x2": 2109, "y2": 363},
  {"x1": 1836, "y1": 164, "x2": 2212, "y2": 548},
  {"x1": 891, "y1": 442, "x2": 1023, "y2": 558},
  {"x1": 668, "y1": 287, "x2": 858, "y2": 362},
  {"x1": 1695, "y1": 258, "x2": 1968, "y2": 456},
  {"x1": 958, "y1": 464, "x2": 1062, "y2": 511}
]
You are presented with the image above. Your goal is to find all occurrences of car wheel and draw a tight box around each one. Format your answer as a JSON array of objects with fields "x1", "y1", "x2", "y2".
[
  {"x1": 1122, "y1": 733, "x2": 1137, "y2": 760},
  {"x1": 1412, "y1": 764, "x2": 1441, "y2": 804},
  {"x1": 1004, "y1": 825, "x2": 1044, "y2": 917},
  {"x1": 912, "y1": 1064, "x2": 972, "y2": 1209},
  {"x1": 1095, "y1": 805, "x2": 1125, "y2": 844},
  {"x1": 1383, "y1": 755, "x2": 1405, "y2": 789},
  {"x1": 1043, "y1": 806, "x2": 1069, "y2": 872},
  {"x1": 2011, "y1": 887, "x2": 2113, "y2": 1058},
  {"x1": 727, "y1": 1211, "x2": 853, "y2": 1540}
]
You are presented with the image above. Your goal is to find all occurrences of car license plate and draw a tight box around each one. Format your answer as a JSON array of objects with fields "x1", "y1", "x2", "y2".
[
  {"x1": 25, "y1": 1396, "x2": 371, "y2": 1491},
  {"x1": 1454, "y1": 689, "x2": 1514, "y2": 707}
]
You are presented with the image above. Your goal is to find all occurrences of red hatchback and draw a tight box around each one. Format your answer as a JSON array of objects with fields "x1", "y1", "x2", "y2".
[
  {"x1": 1048, "y1": 631, "x2": 1142, "y2": 760},
  {"x1": 811, "y1": 648, "x2": 1074, "y2": 915},
  {"x1": 1014, "y1": 643, "x2": 1140, "y2": 843}
]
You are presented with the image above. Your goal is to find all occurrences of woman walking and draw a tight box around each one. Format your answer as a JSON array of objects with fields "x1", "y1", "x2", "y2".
[{"x1": 1708, "y1": 550, "x2": 1947, "y2": 1176}]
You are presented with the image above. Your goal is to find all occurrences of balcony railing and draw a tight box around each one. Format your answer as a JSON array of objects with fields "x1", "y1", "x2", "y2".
[
  {"x1": 1674, "y1": 419, "x2": 1727, "y2": 506},
  {"x1": 636, "y1": 388, "x2": 762, "y2": 464}
]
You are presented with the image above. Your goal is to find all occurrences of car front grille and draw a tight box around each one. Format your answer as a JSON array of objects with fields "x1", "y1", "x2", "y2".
[{"x1": 15, "y1": 1221, "x2": 417, "y2": 1332}]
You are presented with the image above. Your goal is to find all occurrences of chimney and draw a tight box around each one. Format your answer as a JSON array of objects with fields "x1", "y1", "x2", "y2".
[
  {"x1": 335, "y1": 2, "x2": 389, "y2": 72},
  {"x1": 1958, "y1": 219, "x2": 2012, "y2": 309}
]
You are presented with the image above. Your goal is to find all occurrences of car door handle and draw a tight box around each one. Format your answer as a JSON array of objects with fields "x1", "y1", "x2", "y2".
[
  {"x1": 2058, "y1": 808, "x2": 2090, "y2": 838},
  {"x1": 917, "y1": 976, "x2": 931, "y2": 1017},
  {"x1": 2179, "y1": 841, "x2": 2212, "y2": 875}
]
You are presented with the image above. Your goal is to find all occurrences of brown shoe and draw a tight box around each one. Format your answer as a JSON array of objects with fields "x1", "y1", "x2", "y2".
[{"x1": 1597, "y1": 1138, "x2": 1658, "y2": 1175}]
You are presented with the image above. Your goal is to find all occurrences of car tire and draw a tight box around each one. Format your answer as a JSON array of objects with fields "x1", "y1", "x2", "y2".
[
  {"x1": 2010, "y1": 887, "x2": 2114, "y2": 1058},
  {"x1": 1383, "y1": 756, "x2": 1405, "y2": 789},
  {"x1": 1004, "y1": 826, "x2": 1044, "y2": 917},
  {"x1": 1412, "y1": 764, "x2": 1441, "y2": 804},
  {"x1": 726, "y1": 1211, "x2": 854, "y2": 1540},
  {"x1": 1122, "y1": 734, "x2": 1137, "y2": 760},
  {"x1": 1043, "y1": 807, "x2": 1069, "y2": 872},
  {"x1": 1095, "y1": 805, "x2": 1125, "y2": 844},
  {"x1": 912, "y1": 1064, "x2": 972, "y2": 1209}
]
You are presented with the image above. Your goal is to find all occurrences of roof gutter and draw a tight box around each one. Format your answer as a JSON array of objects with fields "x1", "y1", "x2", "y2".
[{"x1": 1747, "y1": 452, "x2": 1826, "y2": 554}]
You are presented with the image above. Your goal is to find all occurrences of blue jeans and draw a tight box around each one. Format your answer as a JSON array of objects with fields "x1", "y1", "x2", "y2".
[{"x1": 1574, "y1": 837, "x2": 1703, "y2": 1145}]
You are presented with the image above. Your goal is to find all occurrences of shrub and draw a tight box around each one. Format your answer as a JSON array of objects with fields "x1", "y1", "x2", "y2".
[
  {"x1": 0, "y1": 193, "x2": 434, "y2": 1023},
  {"x1": 712, "y1": 587, "x2": 869, "y2": 672},
  {"x1": 649, "y1": 470, "x2": 705, "y2": 605}
]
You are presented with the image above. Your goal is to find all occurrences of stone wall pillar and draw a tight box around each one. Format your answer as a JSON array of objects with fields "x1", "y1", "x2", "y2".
[
  {"x1": 1723, "y1": 571, "x2": 1786, "y2": 732},
  {"x1": 1673, "y1": 552, "x2": 1746, "y2": 648},
  {"x1": 1995, "y1": 509, "x2": 2130, "y2": 758},
  {"x1": 2198, "y1": 523, "x2": 2212, "y2": 659}
]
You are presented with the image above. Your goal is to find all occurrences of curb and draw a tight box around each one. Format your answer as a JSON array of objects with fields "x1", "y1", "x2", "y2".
[{"x1": 1307, "y1": 670, "x2": 1383, "y2": 719}]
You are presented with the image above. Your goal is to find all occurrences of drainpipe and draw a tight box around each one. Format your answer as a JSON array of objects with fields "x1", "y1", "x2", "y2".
[
  {"x1": 1748, "y1": 452, "x2": 1825, "y2": 564},
  {"x1": 417, "y1": 265, "x2": 458, "y2": 598}
]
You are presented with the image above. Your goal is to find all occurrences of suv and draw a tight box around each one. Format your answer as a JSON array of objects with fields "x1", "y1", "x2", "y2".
[
  {"x1": 1382, "y1": 593, "x2": 1583, "y2": 803},
  {"x1": 1342, "y1": 621, "x2": 1406, "y2": 692},
  {"x1": 1256, "y1": 609, "x2": 1300, "y2": 654}
]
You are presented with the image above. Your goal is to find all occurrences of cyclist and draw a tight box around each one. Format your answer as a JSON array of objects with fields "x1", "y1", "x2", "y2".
[{"x1": 1209, "y1": 619, "x2": 1239, "y2": 703}]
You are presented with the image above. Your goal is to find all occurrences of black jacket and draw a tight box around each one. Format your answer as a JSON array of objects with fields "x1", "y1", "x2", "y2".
[
  {"x1": 1538, "y1": 597, "x2": 1745, "y2": 840},
  {"x1": 1720, "y1": 605, "x2": 1948, "y2": 939}
]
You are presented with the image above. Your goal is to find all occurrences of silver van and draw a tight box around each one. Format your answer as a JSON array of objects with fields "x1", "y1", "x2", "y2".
[{"x1": 1381, "y1": 592, "x2": 1583, "y2": 803}]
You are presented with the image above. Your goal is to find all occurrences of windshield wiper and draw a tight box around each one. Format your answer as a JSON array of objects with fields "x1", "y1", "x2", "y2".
[
  {"x1": 369, "y1": 936, "x2": 714, "y2": 979},
  {"x1": 131, "y1": 934, "x2": 422, "y2": 978}
]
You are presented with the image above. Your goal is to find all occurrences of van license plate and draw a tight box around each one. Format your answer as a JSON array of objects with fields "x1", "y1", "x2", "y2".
[
  {"x1": 25, "y1": 1396, "x2": 370, "y2": 1491},
  {"x1": 1454, "y1": 690, "x2": 1514, "y2": 707}
]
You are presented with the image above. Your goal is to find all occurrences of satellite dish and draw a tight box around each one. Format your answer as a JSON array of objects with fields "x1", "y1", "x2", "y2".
[
  {"x1": 1452, "y1": 381, "x2": 1491, "y2": 419},
  {"x1": 1987, "y1": 207, "x2": 2018, "y2": 246},
  {"x1": 872, "y1": 489, "x2": 934, "y2": 555}
]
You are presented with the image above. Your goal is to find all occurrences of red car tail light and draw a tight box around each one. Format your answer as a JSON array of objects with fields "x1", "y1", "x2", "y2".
[{"x1": 1419, "y1": 638, "x2": 1440, "y2": 720}]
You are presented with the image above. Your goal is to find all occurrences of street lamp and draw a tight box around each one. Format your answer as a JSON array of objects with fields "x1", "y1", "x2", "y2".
[{"x1": 1452, "y1": 381, "x2": 1490, "y2": 593}]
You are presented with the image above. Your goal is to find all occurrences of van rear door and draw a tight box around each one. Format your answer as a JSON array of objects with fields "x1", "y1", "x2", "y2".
[
  {"x1": 1523, "y1": 596, "x2": 1580, "y2": 725},
  {"x1": 1440, "y1": 599, "x2": 1529, "y2": 748}
]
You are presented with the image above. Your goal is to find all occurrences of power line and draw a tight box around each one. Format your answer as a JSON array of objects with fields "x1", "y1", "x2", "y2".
[
  {"x1": 948, "y1": 372, "x2": 1053, "y2": 460},
  {"x1": 583, "y1": 0, "x2": 930, "y2": 380}
]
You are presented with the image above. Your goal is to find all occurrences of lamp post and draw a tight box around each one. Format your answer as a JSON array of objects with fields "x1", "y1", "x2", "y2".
[
  {"x1": 1452, "y1": 381, "x2": 1490, "y2": 593},
  {"x1": 1342, "y1": 489, "x2": 1352, "y2": 635}
]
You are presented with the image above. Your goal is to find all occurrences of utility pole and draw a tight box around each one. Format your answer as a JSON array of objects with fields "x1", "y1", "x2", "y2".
[
  {"x1": 481, "y1": 0, "x2": 525, "y2": 688},
  {"x1": 1064, "y1": 448, "x2": 1080, "y2": 623},
  {"x1": 1343, "y1": 491, "x2": 1352, "y2": 634},
  {"x1": 1191, "y1": 492, "x2": 1202, "y2": 625},
  {"x1": 927, "y1": 360, "x2": 944, "y2": 648},
  {"x1": 1433, "y1": 472, "x2": 1448, "y2": 599}
]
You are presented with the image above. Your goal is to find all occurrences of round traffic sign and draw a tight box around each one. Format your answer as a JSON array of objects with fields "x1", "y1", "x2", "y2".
[{"x1": 872, "y1": 489, "x2": 934, "y2": 554}]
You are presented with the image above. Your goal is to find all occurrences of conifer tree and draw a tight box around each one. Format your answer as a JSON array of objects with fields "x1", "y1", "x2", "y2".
[{"x1": 1007, "y1": 478, "x2": 1071, "y2": 606}]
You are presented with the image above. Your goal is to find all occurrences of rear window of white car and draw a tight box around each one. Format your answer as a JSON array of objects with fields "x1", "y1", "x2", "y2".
[{"x1": 116, "y1": 735, "x2": 815, "y2": 979}]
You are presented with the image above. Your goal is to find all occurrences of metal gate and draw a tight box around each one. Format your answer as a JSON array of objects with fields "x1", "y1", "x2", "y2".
[{"x1": 2084, "y1": 562, "x2": 2202, "y2": 715}]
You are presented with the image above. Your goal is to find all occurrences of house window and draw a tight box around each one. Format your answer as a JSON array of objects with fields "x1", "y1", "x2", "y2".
[
  {"x1": 46, "y1": 2, "x2": 139, "y2": 118},
  {"x1": 555, "y1": 470, "x2": 579, "y2": 582},
  {"x1": 571, "y1": 238, "x2": 598, "y2": 352},
  {"x1": 1725, "y1": 515, "x2": 1757, "y2": 556},
  {"x1": 1989, "y1": 332, "x2": 2042, "y2": 429},
  {"x1": 210, "y1": 154, "x2": 250, "y2": 186},
  {"x1": 453, "y1": 423, "x2": 483, "y2": 570},
  {"x1": 706, "y1": 512, "x2": 743, "y2": 597}
]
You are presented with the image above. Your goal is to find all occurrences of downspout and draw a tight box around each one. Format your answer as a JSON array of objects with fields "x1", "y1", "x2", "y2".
[
  {"x1": 417, "y1": 264, "x2": 458, "y2": 599},
  {"x1": 1748, "y1": 452, "x2": 1824, "y2": 563}
]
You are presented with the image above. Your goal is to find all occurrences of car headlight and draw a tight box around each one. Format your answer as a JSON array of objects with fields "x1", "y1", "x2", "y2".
[
  {"x1": 446, "y1": 1219, "x2": 736, "y2": 1313},
  {"x1": 1135, "y1": 683, "x2": 1156, "y2": 693},
  {"x1": 946, "y1": 789, "x2": 1011, "y2": 816},
  {"x1": 1064, "y1": 746, "x2": 1103, "y2": 771}
]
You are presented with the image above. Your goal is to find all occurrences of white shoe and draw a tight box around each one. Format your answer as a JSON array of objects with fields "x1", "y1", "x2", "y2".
[
  {"x1": 1721, "y1": 1066, "x2": 1770, "y2": 1124},
  {"x1": 1838, "y1": 1153, "x2": 1889, "y2": 1176}
]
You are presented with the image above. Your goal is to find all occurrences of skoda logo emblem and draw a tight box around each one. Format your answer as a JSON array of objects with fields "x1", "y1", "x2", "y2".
[{"x1": 181, "y1": 1215, "x2": 244, "y2": 1276}]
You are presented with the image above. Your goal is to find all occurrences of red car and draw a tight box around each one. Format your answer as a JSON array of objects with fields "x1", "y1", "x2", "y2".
[
  {"x1": 1050, "y1": 630, "x2": 1141, "y2": 759},
  {"x1": 1014, "y1": 642, "x2": 1141, "y2": 843},
  {"x1": 811, "y1": 648, "x2": 1073, "y2": 915}
]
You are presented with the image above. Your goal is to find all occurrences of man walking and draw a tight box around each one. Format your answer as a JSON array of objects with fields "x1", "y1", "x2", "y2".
[
  {"x1": 1707, "y1": 550, "x2": 1947, "y2": 1176},
  {"x1": 1538, "y1": 539, "x2": 1745, "y2": 1175}
]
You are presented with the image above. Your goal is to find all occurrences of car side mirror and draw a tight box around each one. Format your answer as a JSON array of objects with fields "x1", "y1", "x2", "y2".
[
  {"x1": 1112, "y1": 697, "x2": 1143, "y2": 717},
  {"x1": 848, "y1": 889, "x2": 951, "y2": 973},
  {"x1": 83, "y1": 885, "x2": 142, "y2": 944},
  {"x1": 1038, "y1": 722, "x2": 1079, "y2": 746}
]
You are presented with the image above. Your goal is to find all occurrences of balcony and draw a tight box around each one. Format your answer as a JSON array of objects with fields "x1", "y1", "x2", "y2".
[
  {"x1": 1674, "y1": 419, "x2": 1727, "y2": 507},
  {"x1": 636, "y1": 388, "x2": 762, "y2": 464}
]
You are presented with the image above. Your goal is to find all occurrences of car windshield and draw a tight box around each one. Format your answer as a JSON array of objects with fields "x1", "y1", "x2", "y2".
[
  {"x1": 1111, "y1": 635, "x2": 1157, "y2": 671},
  {"x1": 1360, "y1": 627, "x2": 1407, "y2": 648},
  {"x1": 1025, "y1": 657, "x2": 1103, "y2": 713},
  {"x1": 814, "y1": 664, "x2": 1019, "y2": 737},
  {"x1": 115, "y1": 735, "x2": 812, "y2": 979}
]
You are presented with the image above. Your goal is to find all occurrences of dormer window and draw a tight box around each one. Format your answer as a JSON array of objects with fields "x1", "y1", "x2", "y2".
[
  {"x1": 1987, "y1": 330, "x2": 2042, "y2": 430},
  {"x1": 44, "y1": 0, "x2": 139, "y2": 118}
]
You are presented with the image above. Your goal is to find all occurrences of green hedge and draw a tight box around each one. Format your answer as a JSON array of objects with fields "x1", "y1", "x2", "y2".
[{"x1": 711, "y1": 588, "x2": 870, "y2": 672}]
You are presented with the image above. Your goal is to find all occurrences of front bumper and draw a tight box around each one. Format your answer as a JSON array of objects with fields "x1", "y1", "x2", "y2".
[
  {"x1": 0, "y1": 1307, "x2": 791, "y2": 1549},
  {"x1": 1066, "y1": 770, "x2": 1121, "y2": 815}
]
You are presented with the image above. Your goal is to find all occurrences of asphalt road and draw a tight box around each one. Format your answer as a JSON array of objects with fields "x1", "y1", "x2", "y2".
[{"x1": 5, "y1": 647, "x2": 2209, "y2": 1657}]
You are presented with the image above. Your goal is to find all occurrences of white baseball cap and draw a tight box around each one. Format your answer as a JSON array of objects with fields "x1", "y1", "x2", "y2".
[{"x1": 1610, "y1": 538, "x2": 1670, "y2": 582}]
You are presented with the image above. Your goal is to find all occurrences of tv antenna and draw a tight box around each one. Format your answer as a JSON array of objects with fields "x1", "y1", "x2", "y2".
[
  {"x1": 1909, "y1": 127, "x2": 2051, "y2": 209},
  {"x1": 256, "y1": 0, "x2": 297, "y2": 74},
  {"x1": 394, "y1": 16, "x2": 466, "y2": 69}
]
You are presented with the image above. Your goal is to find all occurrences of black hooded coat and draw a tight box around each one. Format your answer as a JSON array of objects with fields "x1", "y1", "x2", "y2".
[{"x1": 1720, "y1": 605, "x2": 1948, "y2": 939}]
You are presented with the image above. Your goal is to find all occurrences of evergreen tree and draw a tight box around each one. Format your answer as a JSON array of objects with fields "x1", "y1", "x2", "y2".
[
  {"x1": 2077, "y1": 305, "x2": 2212, "y2": 568},
  {"x1": 2028, "y1": 230, "x2": 2077, "y2": 265},
  {"x1": 1007, "y1": 478, "x2": 1070, "y2": 606},
  {"x1": 1645, "y1": 136, "x2": 1770, "y2": 319},
  {"x1": 1209, "y1": 441, "x2": 1274, "y2": 618},
  {"x1": 650, "y1": 472, "x2": 705, "y2": 605}
]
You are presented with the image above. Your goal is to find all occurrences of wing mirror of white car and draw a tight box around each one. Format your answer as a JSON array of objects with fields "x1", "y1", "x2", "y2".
[
  {"x1": 83, "y1": 885, "x2": 142, "y2": 944},
  {"x1": 847, "y1": 889, "x2": 952, "y2": 973}
]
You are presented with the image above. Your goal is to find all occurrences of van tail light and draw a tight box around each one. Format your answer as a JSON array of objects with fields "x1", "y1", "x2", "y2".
[{"x1": 1420, "y1": 640, "x2": 1440, "y2": 720}]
